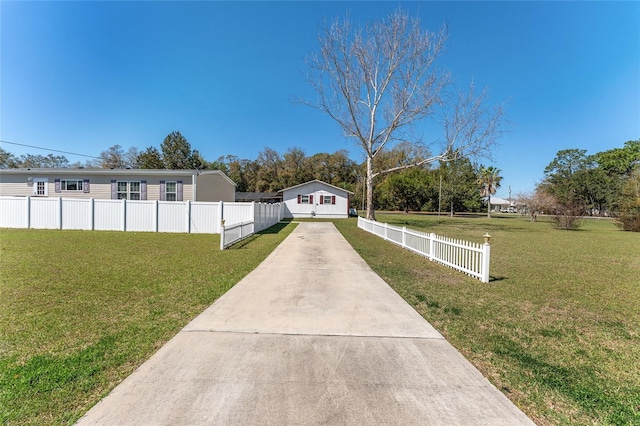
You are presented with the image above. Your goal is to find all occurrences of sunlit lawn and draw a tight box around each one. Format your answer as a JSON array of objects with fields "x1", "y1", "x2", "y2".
[
  {"x1": 334, "y1": 213, "x2": 640, "y2": 425},
  {"x1": 2, "y1": 215, "x2": 638, "y2": 425},
  {"x1": 0, "y1": 223, "x2": 296, "y2": 425}
]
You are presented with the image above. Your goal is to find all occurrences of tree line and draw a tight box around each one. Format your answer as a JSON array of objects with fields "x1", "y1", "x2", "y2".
[
  {"x1": 520, "y1": 140, "x2": 640, "y2": 231},
  {"x1": 1, "y1": 131, "x2": 501, "y2": 216}
]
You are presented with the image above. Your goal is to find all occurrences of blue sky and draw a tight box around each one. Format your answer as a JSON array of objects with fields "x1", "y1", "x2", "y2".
[{"x1": 2, "y1": 1, "x2": 639, "y2": 198}]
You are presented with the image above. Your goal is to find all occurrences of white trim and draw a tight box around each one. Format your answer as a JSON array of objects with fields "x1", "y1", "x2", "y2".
[
  {"x1": 60, "y1": 179, "x2": 84, "y2": 191},
  {"x1": 32, "y1": 178, "x2": 48, "y2": 196},
  {"x1": 279, "y1": 179, "x2": 353, "y2": 195}
]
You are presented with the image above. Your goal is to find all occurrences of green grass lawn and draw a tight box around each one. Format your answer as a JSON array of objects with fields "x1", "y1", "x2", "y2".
[
  {"x1": 0, "y1": 223, "x2": 296, "y2": 425},
  {"x1": 334, "y1": 214, "x2": 640, "y2": 425}
]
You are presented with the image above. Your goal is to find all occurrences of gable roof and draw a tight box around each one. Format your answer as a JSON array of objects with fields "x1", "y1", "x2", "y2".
[
  {"x1": 0, "y1": 168, "x2": 236, "y2": 186},
  {"x1": 278, "y1": 179, "x2": 354, "y2": 195}
]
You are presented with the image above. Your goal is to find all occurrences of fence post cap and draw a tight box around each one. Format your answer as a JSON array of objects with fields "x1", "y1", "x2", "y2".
[{"x1": 483, "y1": 233, "x2": 491, "y2": 244}]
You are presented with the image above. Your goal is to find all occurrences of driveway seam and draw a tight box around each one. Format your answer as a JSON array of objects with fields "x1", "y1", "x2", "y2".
[{"x1": 181, "y1": 329, "x2": 446, "y2": 340}]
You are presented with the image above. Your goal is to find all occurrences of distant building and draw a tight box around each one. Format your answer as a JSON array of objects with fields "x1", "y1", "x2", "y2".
[{"x1": 279, "y1": 180, "x2": 353, "y2": 219}]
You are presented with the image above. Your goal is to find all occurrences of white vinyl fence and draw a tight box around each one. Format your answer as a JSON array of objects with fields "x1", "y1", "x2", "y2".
[
  {"x1": 0, "y1": 196, "x2": 283, "y2": 240},
  {"x1": 219, "y1": 202, "x2": 284, "y2": 249},
  {"x1": 358, "y1": 216, "x2": 491, "y2": 283}
]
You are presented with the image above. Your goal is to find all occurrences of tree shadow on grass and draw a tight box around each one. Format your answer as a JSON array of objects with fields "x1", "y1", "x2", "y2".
[
  {"x1": 257, "y1": 221, "x2": 293, "y2": 235},
  {"x1": 226, "y1": 221, "x2": 294, "y2": 250}
]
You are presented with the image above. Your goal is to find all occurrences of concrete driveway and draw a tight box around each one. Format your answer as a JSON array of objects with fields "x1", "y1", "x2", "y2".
[{"x1": 76, "y1": 222, "x2": 534, "y2": 425}]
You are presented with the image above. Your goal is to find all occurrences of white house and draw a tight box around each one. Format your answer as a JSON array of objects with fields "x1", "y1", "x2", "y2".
[{"x1": 279, "y1": 180, "x2": 353, "y2": 219}]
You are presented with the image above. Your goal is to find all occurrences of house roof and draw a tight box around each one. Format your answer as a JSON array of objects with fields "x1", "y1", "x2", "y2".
[
  {"x1": 488, "y1": 197, "x2": 513, "y2": 206},
  {"x1": 0, "y1": 168, "x2": 236, "y2": 186},
  {"x1": 278, "y1": 179, "x2": 354, "y2": 195},
  {"x1": 235, "y1": 192, "x2": 282, "y2": 202}
]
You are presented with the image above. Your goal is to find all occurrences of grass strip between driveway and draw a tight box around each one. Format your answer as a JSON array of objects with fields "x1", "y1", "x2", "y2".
[
  {"x1": 334, "y1": 214, "x2": 640, "y2": 425},
  {"x1": 0, "y1": 223, "x2": 296, "y2": 425}
]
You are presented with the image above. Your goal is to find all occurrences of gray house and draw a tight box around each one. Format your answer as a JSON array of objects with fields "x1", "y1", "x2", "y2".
[{"x1": 0, "y1": 168, "x2": 236, "y2": 202}]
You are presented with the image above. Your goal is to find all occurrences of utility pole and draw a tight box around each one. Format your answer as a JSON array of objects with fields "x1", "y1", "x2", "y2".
[
  {"x1": 438, "y1": 173, "x2": 442, "y2": 219},
  {"x1": 509, "y1": 185, "x2": 512, "y2": 203}
]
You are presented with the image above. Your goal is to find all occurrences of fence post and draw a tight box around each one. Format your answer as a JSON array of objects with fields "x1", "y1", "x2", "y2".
[
  {"x1": 482, "y1": 233, "x2": 491, "y2": 283},
  {"x1": 122, "y1": 199, "x2": 127, "y2": 232},
  {"x1": 153, "y1": 200, "x2": 158, "y2": 232},
  {"x1": 220, "y1": 219, "x2": 226, "y2": 250},
  {"x1": 429, "y1": 232, "x2": 436, "y2": 261},
  {"x1": 186, "y1": 200, "x2": 191, "y2": 233},
  {"x1": 26, "y1": 196, "x2": 31, "y2": 229},
  {"x1": 218, "y1": 201, "x2": 224, "y2": 234},
  {"x1": 90, "y1": 198, "x2": 95, "y2": 230},
  {"x1": 252, "y1": 201, "x2": 256, "y2": 228},
  {"x1": 58, "y1": 197, "x2": 63, "y2": 229}
]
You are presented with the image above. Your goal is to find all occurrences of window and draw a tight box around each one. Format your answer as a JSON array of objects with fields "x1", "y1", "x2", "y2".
[
  {"x1": 117, "y1": 181, "x2": 128, "y2": 199},
  {"x1": 320, "y1": 195, "x2": 335, "y2": 205},
  {"x1": 165, "y1": 181, "x2": 177, "y2": 201},
  {"x1": 116, "y1": 181, "x2": 141, "y2": 200},
  {"x1": 129, "y1": 181, "x2": 141, "y2": 200},
  {"x1": 297, "y1": 194, "x2": 313, "y2": 204},
  {"x1": 33, "y1": 178, "x2": 48, "y2": 196},
  {"x1": 61, "y1": 179, "x2": 83, "y2": 191}
]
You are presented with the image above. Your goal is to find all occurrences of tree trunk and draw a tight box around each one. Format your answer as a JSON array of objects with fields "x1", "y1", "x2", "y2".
[
  {"x1": 487, "y1": 195, "x2": 492, "y2": 218},
  {"x1": 366, "y1": 155, "x2": 375, "y2": 220}
]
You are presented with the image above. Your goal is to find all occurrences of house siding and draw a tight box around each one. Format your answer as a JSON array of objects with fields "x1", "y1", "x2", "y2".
[
  {"x1": 0, "y1": 175, "x2": 36, "y2": 197},
  {"x1": 0, "y1": 169, "x2": 238, "y2": 202},
  {"x1": 195, "y1": 173, "x2": 235, "y2": 202}
]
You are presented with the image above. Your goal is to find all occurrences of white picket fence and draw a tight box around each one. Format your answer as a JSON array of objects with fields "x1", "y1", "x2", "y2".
[
  {"x1": 0, "y1": 196, "x2": 283, "y2": 238},
  {"x1": 357, "y1": 216, "x2": 491, "y2": 283},
  {"x1": 219, "y1": 202, "x2": 284, "y2": 249}
]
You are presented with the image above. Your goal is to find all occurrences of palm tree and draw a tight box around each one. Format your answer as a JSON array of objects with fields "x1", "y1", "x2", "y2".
[{"x1": 477, "y1": 166, "x2": 502, "y2": 218}]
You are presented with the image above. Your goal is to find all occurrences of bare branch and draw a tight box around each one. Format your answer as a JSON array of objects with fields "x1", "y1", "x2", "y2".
[{"x1": 299, "y1": 8, "x2": 505, "y2": 220}]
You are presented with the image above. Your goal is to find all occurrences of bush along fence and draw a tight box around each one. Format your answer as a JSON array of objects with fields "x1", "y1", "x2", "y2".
[
  {"x1": 357, "y1": 216, "x2": 491, "y2": 283},
  {"x1": 0, "y1": 196, "x2": 283, "y2": 237},
  {"x1": 219, "y1": 202, "x2": 283, "y2": 249}
]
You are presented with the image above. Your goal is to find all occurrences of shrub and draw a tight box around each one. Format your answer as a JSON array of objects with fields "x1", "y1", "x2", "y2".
[
  {"x1": 552, "y1": 203, "x2": 583, "y2": 230},
  {"x1": 615, "y1": 171, "x2": 640, "y2": 232}
]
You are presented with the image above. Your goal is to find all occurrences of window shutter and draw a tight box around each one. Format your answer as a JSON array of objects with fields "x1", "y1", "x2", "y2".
[
  {"x1": 111, "y1": 180, "x2": 117, "y2": 199},
  {"x1": 332, "y1": 195, "x2": 336, "y2": 205},
  {"x1": 160, "y1": 181, "x2": 165, "y2": 201},
  {"x1": 297, "y1": 194, "x2": 301, "y2": 204},
  {"x1": 177, "y1": 181, "x2": 183, "y2": 201},
  {"x1": 55, "y1": 179, "x2": 61, "y2": 193},
  {"x1": 309, "y1": 195, "x2": 313, "y2": 204},
  {"x1": 140, "y1": 180, "x2": 147, "y2": 200},
  {"x1": 83, "y1": 179, "x2": 90, "y2": 193},
  {"x1": 319, "y1": 195, "x2": 323, "y2": 205}
]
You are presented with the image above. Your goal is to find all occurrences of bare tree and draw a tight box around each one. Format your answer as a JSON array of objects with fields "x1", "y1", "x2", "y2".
[
  {"x1": 98, "y1": 145, "x2": 126, "y2": 169},
  {"x1": 518, "y1": 190, "x2": 548, "y2": 222},
  {"x1": 302, "y1": 9, "x2": 505, "y2": 219}
]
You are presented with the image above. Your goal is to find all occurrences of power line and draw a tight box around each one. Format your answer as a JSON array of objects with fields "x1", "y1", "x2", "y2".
[{"x1": 0, "y1": 140, "x2": 101, "y2": 159}]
